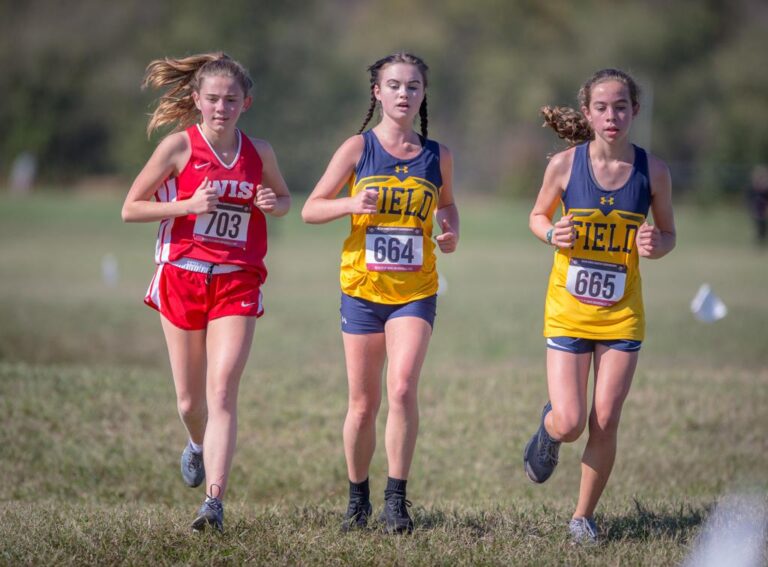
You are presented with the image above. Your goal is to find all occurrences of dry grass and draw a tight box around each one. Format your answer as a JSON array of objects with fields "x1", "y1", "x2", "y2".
[{"x1": 1, "y1": 193, "x2": 766, "y2": 565}]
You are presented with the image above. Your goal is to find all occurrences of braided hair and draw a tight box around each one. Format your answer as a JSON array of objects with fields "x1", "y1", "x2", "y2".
[
  {"x1": 541, "y1": 68, "x2": 640, "y2": 146},
  {"x1": 357, "y1": 52, "x2": 429, "y2": 138}
]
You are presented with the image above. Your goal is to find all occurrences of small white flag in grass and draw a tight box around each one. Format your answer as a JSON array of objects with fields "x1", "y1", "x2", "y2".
[
  {"x1": 682, "y1": 493, "x2": 767, "y2": 567},
  {"x1": 690, "y1": 283, "x2": 727, "y2": 323},
  {"x1": 101, "y1": 253, "x2": 119, "y2": 287},
  {"x1": 437, "y1": 273, "x2": 448, "y2": 296}
]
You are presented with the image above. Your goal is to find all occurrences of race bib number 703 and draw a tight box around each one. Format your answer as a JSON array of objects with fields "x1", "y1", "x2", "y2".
[
  {"x1": 193, "y1": 203, "x2": 251, "y2": 249},
  {"x1": 565, "y1": 258, "x2": 627, "y2": 306}
]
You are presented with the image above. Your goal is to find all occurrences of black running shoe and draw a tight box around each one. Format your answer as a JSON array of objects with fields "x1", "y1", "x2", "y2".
[
  {"x1": 341, "y1": 498, "x2": 373, "y2": 532},
  {"x1": 379, "y1": 496, "x2": 414, "y2": 534},
  {"x1": 523, "y1": 401, "x2": 561, "y2": 483}
]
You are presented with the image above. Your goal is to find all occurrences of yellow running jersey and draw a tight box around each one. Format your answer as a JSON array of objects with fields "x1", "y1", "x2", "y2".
[
  {"x1": 340, "y1": 130, "x2": 442, "y2": 304},
  {"x1": 544, "y1": 143, "x2": 652, "y2": 340}
]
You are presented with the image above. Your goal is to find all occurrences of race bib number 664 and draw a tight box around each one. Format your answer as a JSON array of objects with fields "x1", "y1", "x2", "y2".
[
  {"x1": 565, "y1": 258, "x2": 627, "y2": 306},
  {"x1": 365, "y1": 226, "x2": 423, "y2": 272}
]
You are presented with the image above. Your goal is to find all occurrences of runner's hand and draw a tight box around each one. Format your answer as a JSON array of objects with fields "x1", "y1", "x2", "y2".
[
  {"x1": 255, "y1": 184, "x2": 277, "y2": 213},
  {"x1": 551, "y1": 214, "x2": 576, "y2": 248},
  {"x1": 187, "y1": 178, "x2": 218, "y2": 214},
  {"x1": 436, "y1": 218, "x2": 457, "y2": 253},
  {"x1": 636, "y1": 221, "x2": 660, "y2": 257},
  {"x1": 349, "y1": 189, "x2": 379, "y2": 215}
]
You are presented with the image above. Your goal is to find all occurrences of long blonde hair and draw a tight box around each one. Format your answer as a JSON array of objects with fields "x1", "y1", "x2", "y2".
[
  {"x1": 142, "y1": 52, "x2": 253, "y2": 136},
  {"x1": 541, "y1": 68, "x2": 641, "y2": 146}
]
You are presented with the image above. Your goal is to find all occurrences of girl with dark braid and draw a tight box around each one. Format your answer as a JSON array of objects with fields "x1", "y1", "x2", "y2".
[
  {"x1": 523, "y1": 69, "x2": 676, "y2": 544},
  {"x1": 302, "y1": 52, "x2": 459, "y2": 534}
]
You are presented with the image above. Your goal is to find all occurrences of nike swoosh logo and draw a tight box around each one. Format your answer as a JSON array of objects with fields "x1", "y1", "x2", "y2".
[
  {"x1": 194, "y1": 162, "x2": 211, "y2": 170},
  {"x1": 241, "y1": 301, "x2": 256, "y2": 308}
]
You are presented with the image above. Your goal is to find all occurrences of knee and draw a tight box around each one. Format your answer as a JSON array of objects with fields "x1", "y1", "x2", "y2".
[
  {"x1": 347, "y1": 396, "x2": 380, "y2": 427},
  {"x1": 550, "y1": 408, "x2": 586, "y2": 442},
  {"x1": 206, "y1": 387, "x2": 237, "y2": 414},
  {"x1": 177, "y1": 393, "x2": 206, "y2": 421},
  {"x1": 589, "y1": 408, "x2": 622, "y2": 436},
  {"x1": 388, "y1": 378, "x2": 418, "y2": 410}
]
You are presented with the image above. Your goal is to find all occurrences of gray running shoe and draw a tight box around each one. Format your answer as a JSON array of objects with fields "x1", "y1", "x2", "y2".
[
  {"x1": 523, "y1": 401, "x2": 561, "y2": 483},
  {"x1": 180, "y1": 444, "x2": 205, "y2": 488},
  {"x1": 379, "y1": 496, "x2": 414, "y2": 534},
  {"x1": 192, "y1": 496, "x2": 224, "y2": 532},
  {"x1": 341, "y1": 498, "x2": 373, "y2": 532},
  {"x1": 569, "y1": 516, "x2": 598, "y2": 544}
]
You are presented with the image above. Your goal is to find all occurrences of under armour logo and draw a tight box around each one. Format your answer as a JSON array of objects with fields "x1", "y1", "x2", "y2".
[
  {"x1": 395, "y1": 165, "x2": 409, "y2": 174},
  {"x1": 600, "y1": 196, "x2": 615, "y2": 205}
]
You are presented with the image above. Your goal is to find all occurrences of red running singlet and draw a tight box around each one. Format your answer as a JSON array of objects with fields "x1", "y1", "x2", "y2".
[{"x1": 153, "y1": 124, "x2": 267, "y2": 282}]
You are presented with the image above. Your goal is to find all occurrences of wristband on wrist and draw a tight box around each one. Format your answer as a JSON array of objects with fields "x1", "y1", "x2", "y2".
[{"x1": 545, "y1": 228, "x2": 554, "y2": 244}]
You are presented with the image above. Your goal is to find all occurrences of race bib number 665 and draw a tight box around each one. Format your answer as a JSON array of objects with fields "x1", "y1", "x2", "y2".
[
  {"x1": 365, "y1": 226, "x2": 423, "y2": 272},
  {"x1": 565, "y1": 258, "x2": 627, "y2": 306}
]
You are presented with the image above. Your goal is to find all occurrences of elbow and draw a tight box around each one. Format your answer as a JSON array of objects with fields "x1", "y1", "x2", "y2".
[
  {"x1": 121, "y1": 202, "x2": 144, "y2": 223},
  {"x1": 666, "y1": 232, "x2": 677, "y2": 255},
  {"x1": 528, "y1": 214, "x2": 537, "y2": 234},
  {"x1": 271, "y1": 195, "x2": 292, "y2": 218},
  {"x1": 300, "y1": 203, "x2": 315, "y2": 224}
]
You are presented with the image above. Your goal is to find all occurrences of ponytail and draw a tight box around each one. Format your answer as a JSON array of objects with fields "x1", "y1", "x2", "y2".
[
  {"x1": 142, "y1": 52, "x2": 253, "y2": 137},
  {"x1": 541, "y1": 68, "x2": 641, "y2": 147},
  {"x1": 540, "y1": 105, "x2": 593, "y2": 146}
]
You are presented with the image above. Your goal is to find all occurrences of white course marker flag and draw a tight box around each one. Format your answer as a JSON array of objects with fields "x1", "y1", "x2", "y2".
[
  {"x1": 690, "y1": 283, "x2": 727, "y2": 323},
  {"x1": 682, "y1": 494, "x2": 767, "y2": 567}
]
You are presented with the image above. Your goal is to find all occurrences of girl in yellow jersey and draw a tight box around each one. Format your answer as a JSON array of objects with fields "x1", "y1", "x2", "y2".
[
  {"x1": 302, "y1": 52, "x2": 459, "y2": 534},
  {"x1": 523, "y1": 69, "x2": 676, "y2": 544}
]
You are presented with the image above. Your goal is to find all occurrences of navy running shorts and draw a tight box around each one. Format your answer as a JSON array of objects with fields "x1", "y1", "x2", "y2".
[
  {"x1": 340, "y1": 293, "x2": 437, "y2": 334},
  {"x1": 546, "y1": 336, "x2": 642, "y2": 354}
]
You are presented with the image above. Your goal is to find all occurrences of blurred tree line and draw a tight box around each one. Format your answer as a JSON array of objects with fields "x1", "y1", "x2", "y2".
[{"x1": 1, "y1": 0, "x2": 766, "y2": 200}]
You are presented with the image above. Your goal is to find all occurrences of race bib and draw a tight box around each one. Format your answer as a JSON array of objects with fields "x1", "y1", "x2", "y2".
[
  {"x1": 365, "y1": 227, "x2": 423, "y2": 272},
  {"x1": 565, "y1": 258, "x2": 627, "y2": 306},
  {"x1": 193, "y1": 203, "x2": 251, "y2": 249}
]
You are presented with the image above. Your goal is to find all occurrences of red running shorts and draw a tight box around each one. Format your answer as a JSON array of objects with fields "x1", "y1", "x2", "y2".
[{"x1": 144, "y1": 263, "x2": 264, "y2": 330}]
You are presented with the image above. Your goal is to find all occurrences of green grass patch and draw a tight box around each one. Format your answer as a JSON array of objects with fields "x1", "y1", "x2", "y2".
[{"x1": 1, "y1": 192, "x2": 766, "y2": 564}]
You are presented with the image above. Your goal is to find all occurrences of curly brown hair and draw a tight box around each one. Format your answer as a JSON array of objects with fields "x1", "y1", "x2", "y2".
[{"x1": 541, "y1": 68, "x2": 641, "y2": 146}]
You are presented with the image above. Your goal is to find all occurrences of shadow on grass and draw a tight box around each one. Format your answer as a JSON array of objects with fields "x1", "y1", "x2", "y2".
[
  {"x1": 601, "y1": 498, "x2": 710, "y2": 542},
  {"x1": 415, "y1": 508, "x2": 501, "y2": 537},
  {"x1": 289, "y1": 506, "x2": 504, "y2": 537}
]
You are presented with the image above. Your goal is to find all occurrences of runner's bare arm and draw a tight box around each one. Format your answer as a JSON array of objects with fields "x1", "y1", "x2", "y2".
[{"x1": 122, "y1": 132, "x2": 194, "y2": 222}]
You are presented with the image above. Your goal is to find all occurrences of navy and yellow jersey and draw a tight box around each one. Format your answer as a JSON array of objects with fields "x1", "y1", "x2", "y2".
[
  {"x1": 544, "y1": 142, "x2": 652, "y2": 340},
  {"x1": 340, "y1": 130, "x2": 442, "y2": 304}
]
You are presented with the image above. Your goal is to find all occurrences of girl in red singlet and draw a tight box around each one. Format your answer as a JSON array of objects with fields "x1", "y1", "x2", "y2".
[{"x1": 122, "y1": 52, "x2": 291, "y2": 532}]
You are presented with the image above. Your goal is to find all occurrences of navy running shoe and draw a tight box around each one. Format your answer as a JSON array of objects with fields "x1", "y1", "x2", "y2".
[
  {"x1": 192, "y1": 496, "x2": 224, "y2": 532},
  {"x1": 180, "y1": 444, "x2": 205, "y2": 488},
  {"x1": 379, "y1": 496, "x2": 414, "y2": 534},
  {"x1": 569, "y1": 516, "x2": 598, "y2": 544},
  {"x1": 523, "y1": 401, "x2": 561, "y2": 483},
  {"x1": 341, "y1": 498, "x2": 373, "y2": 532}
]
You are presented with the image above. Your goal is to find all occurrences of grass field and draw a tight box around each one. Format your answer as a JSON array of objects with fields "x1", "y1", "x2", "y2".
[{"x1": 1, "y1": 192, "x2": 766, "y2": 565}]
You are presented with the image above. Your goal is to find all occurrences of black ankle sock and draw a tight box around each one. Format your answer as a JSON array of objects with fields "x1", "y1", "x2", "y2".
[
  {"x1": 349, "y1": 478, "x2": 370, "y2": 501},
  {"x1": 384, "y1": 476, "x2": 407, "y2": 499}
]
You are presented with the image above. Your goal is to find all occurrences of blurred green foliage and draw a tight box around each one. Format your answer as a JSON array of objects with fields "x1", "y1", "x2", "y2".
[{"x1": 1, "y1": 0, "x2": 766, "y2": 198}]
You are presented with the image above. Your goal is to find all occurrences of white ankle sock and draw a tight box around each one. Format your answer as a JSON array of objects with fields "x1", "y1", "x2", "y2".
[{"x1": 189, "y1": 440, "x2": 203, "y2": 454}]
